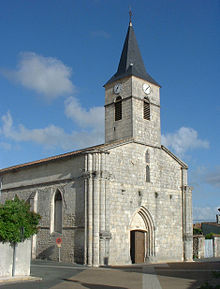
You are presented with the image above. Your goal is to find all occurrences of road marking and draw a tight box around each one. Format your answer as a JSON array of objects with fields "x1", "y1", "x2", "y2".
[
  {"x1": 142, "y1": 266, "x2": 162, "y2": 289},
  {"x1": 31, "y1": 264, "x2": 85, "y2": 270}
]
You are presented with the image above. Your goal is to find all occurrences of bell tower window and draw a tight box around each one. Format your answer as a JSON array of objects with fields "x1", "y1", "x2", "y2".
[
  {"x1": 143, "y1": 98, "x2": 150, "y2": 120},
  {"x1": 115, "y1": 96, "x2": 122, "y2": 121}
]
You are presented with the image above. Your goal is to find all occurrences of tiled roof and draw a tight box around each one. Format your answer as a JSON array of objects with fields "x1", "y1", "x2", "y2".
[
  {"x1": 202, "y1": 222, "x2": 220, "y2": 227},
  {"x1": 0, "y1": 143, "x2": 104, "y2": 174},
  {"x1": 0, "y1": 140, "x2": 187, "y2": 174},
  {"x1": 0, "y1": 138, "x2": 133, "y2": 174}
]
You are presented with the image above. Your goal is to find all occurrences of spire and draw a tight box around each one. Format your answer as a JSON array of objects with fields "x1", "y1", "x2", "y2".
[
  {"x1": 129, "y1": 7, "x2": 132, "y2": 26},
  {"x1": 105, "y1": 18, "x2": 160, "y2": 87}
]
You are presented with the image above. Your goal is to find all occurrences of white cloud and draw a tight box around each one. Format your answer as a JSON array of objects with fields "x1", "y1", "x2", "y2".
[
  {"x1": 2, "y1": 52, "x2": 74, "y2": 100},
  {"x1": 0, "y1": 111, "x2": 104, "y2": 150},
  {"x1": 162, "y1": 127, "x2": 209, "y2": 156},
  {"x1": 193, "y1": 206, "x2": 220, "y2": 222},
  {"x1": 65, "y1": 96, "x2": 104, "y2": 129}
]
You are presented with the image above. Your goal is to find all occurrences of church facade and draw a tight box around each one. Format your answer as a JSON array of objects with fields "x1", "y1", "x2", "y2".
[{"x1": 0, "y1": 20, "x2": 193, "y2": 266}]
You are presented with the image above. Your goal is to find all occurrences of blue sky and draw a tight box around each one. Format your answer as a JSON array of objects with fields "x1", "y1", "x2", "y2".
[{"x1": 0, "y1": 0, "x2": 219, "y2": 222}]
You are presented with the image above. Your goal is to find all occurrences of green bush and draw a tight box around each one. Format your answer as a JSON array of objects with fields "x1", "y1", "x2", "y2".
[
  {"x1": 205, "y1": 233, "x2": 214, "y2": 239},
  {"x1": 193, "y1": 227, "x2": 203, "y2": 235},
  {"x1": 0, "y1": 195, "x2": 41, "y2": 244}
]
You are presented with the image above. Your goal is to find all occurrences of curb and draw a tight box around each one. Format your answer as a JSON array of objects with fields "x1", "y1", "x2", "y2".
[{"x1": 0, "y1": 276, "x2": 42, "y2": 284}]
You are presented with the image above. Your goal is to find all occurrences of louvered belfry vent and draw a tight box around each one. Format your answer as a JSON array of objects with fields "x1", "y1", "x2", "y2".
[
  {"x1": 144, "y1": 98, "x2": 150, "y2": 120},
  {"x1": 115, "y1": 96, "x2": 122, "y2": 121}
]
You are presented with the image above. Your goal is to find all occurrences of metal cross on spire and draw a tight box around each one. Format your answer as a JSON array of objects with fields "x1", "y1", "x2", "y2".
[{"x1": 129, "y1": 7, "x2": 132, "y2": 26}]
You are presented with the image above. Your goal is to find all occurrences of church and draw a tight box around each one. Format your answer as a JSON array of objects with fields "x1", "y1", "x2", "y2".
[{"x1": 0, "y1": 19, "x2": 193, "y2": 266}]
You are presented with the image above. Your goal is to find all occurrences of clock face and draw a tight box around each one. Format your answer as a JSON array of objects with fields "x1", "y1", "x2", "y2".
[
  {"x1": 114, "y1": 83, "x2": 121, "y2": 94},
  {"x1": 143, "y1": 83, "x2": 151, "y2": 95}
]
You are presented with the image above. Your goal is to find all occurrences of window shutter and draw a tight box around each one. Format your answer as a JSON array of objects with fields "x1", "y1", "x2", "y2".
[
  {"x1": 115, "y1": 96, "x2": 122, "y2": 121},
  {"x1": 144, "y1": 99, "x2": 150, "y2": 120}
]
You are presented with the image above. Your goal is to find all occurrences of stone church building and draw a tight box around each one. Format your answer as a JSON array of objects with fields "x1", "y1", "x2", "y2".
[{"x1": 0, "y1": 20, "x2": 193, "y2": 266}]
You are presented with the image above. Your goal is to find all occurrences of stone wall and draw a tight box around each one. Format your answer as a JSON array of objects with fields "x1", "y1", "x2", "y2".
[
  {"x1": 104, "y1": 142, "x2": 185, "y2": 265},
  {"x1": 132, "y1": 76, "x2": 161, "y2": 147},
  {"x1": 0, "y1": 140, "x2": 191, "y2": 266},
  {"x1": 105, "y1": 77, "x2": 133, "y2": 143},
  {"x1": 213, "y1": 236, "x2": 220, "y2": 257},
  {"x1": 105, "y1": 76, "x2": 161, "y2": 147},
  {"x1": 193, "y1": 236, "x2": 220, "y2": 259},
  {"x1": 193, "y1": 235, "x2": 205, "y2": 259},
  {"x1": 0, "y1": 154, "x2": 85, "y2": 264}
]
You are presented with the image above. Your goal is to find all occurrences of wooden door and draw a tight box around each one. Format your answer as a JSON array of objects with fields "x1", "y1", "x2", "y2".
[{"x1": 130, "y1": 230, "x2": 145, "y2": 263}]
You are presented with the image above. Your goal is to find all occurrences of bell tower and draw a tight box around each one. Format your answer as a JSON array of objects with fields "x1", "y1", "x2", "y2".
[{"x1": 104, "y1": 18, "x2": 161, "y2": 148}]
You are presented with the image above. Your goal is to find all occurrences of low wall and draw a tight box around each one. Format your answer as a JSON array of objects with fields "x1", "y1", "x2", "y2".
[
  {"x1": 0, "y1": 239, "x2": 31, "y2": 277},
  {"x1": 193, "y1": 235, "x2": 220, "y2": 259},
  {"x1": 213, "y1": 236, "x2": 220, "y2": 257},
  {"x1": 193, "y1": 235, "x2": 205, "y2": 259}
]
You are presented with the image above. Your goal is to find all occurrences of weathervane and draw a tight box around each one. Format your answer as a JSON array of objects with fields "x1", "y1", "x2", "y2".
[{"x1": 129, "y1": 7, "x2": 132, "y2": 26}]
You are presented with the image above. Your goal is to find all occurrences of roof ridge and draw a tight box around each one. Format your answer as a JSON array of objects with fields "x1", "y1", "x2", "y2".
[
  {"x1": 161, "y1": 145, "x2": 188, "y2": 169},
  {"x1": 0, "y1": 138, "x2": 135, "y2": 174}
]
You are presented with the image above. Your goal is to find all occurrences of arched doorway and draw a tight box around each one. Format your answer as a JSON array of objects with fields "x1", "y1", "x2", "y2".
[{"x1": 129, "y1": 206, "x2": 155, "y2": 264}]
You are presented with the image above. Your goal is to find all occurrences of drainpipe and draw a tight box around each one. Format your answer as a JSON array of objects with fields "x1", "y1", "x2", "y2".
[
  {"x1": 87, "y1": 153, "x2": 93, "y2": 266},
  {"x1": 181, "y1": 167, "x2": 193, "y2": 261},
  {"x1": 84, "y1": 154, "x2": 88, "y2": 265}
]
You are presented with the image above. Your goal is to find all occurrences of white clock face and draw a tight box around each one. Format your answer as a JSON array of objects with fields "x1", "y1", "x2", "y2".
[
  {"x1": 114, "y1": 83, "x2": 121, "y2": 94},
  {"x1": 143, "y1": 83, "x2": 151, "y2": 95}
]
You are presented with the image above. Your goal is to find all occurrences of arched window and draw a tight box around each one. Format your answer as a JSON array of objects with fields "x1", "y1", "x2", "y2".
[
  {"x1": 145, "y1": 150, "x2": 150, "y2": 163},
  {"x1": 54, "y1": 190, "x2": 62, "y2": 233},
  {"x1": 143, "y1": 98, "x2": 150, "y2": 120},
  {"x1": 146, "y1": 165, "x2": 150, "y2": 183},
  {"x1": 115, "y1": 96, "x2": 122, "y2": 121}
]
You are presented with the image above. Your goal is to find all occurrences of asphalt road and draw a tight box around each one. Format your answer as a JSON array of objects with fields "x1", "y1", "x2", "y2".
[{"x1": 0, "y1": 259, "x2": 220, "y2": 289}]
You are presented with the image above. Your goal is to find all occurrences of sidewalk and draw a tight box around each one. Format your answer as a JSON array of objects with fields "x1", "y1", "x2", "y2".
[
  {"x1": 0, "y1": 259, "x2": 83, "y2": 285},
  {"x1": 0, "y1": 275, "x2": 42, "y2": 285},
  {"x1": 194, "y1": 257, "x2": 220, "y2": 263}
]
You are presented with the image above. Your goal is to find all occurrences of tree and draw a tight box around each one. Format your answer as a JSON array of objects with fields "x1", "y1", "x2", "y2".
[
  {"x1": 0, "y1": 195, "x2": 41, "y2": 275},
  {"x1": 193, "y1": 227, "x2": 203, "y2": 235}
]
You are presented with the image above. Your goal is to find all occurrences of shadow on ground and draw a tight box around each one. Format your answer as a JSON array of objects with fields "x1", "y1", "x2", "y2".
[
  {"x1": 109, "y1": 261, "x2": 220, "y2": 289},
  {"x1": 63, "y1": 279, "x2": 128, "y2": 289}
]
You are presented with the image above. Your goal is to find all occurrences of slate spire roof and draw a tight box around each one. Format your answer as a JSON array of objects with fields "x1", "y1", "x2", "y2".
[{"x1": 105, "y1": 21, "x2": 160, "y2": 87}]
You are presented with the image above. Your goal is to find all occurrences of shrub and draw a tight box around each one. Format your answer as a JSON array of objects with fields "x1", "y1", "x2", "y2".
[
  {"x1": 193, "y1": 228, "x2": 203, "y2": 235},
  {"x1": 205, "y1": 233, "x2": 214, "y2": 239},
  {"x1": 0, "y1": 195, "x2": 41, "y2": 244}
]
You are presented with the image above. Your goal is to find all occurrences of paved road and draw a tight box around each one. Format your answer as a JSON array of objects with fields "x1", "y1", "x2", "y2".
[{"x1": 0, "y1": 259, "x2": 220, "y2": 289}]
